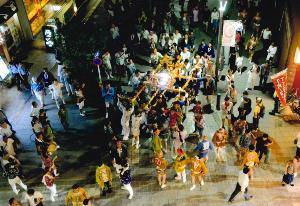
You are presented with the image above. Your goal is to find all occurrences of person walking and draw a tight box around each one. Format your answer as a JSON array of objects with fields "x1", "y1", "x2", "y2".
[
  {"x1": 221, "y1": 97, "x2": 233, "y2": 131},
  {"x1": 8, "y1": 59, "x2": 21, "y2": 90},
  {"x1": 75, "y1": 84, "x2": 86, "y2": 116},
  {"x1": 174, "y1": 148, "x2": 188, "y2": 183},
  {"x1": 241, "y1": 144, "x2": 259, "y2": 179},
  {"x1": 119, "y1": 161, "x2": 133, "y2": 199},
  {"x1": 212, "y1": 128, "x2": 228, "y2": 162},
  {"x1": 31, "y1": 77, "x2": 45, "y2": 108},
  {"x1": 95, "y1": 160, "x2": 113, "y2": 196},
  {"x1": 117, "y1": 97, "x2": 134, "y2": 141},
  {"x1": 194, "y1": 135, "x2": 213, "y2": 163},
  {"x1": 172, "y1": 124, "x2": 188, "y2": 158},
  {"x1": 49, "y1": 79, "x2": 66, "y2": 109},
  {"x1": 17, "y1": 62, "x2": 30, "y2": 90},
  {"x1": 65, "y1": 184, "x2": 89, "y2": 206},
  {"x1": 4, "y1": 157, "x2": 27, "y2": 195},
  {"x1": 102, "y1": 83, "x2": 115, "y2": 119},
  {"x1": 41, "y1": 168, "x2": 57, "y2": 202},
  {"x1": 58, "y1": 104, "x2": 69, "y2": 130},
  {"x1": 131, "y1": 110, "x2": 143, "y2": 149},
  {"x1": 252, "y1": 97, "x2": 265, "y2": 130},
  {"x1": 38, "y1": 68, "x2": 55, "y2": 99},
  {"x1": 228, "y1": 167, "x2": 252, "y2": 203}
]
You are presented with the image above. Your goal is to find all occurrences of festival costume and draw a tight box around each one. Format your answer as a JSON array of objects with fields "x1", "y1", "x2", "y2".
[
  {"x1": 154, "y1": 156, "x2": 168, "y2": 175},
  {"x1": 241, "y1": 151, "x2": 259, "y2": 168},
  {"x1": 131, "y1": 114, "x2": 143, "y2": 149},
  {"x1": 65, "y1": 187, "x2": 89, "y2": 206},
  {"x1": 152, "y1": 135, "x2": 162, "y2": 154},
  {"x1": 42, "y1": 173, "x2": 57, "y2": 202},
  {"x1": 174, "y1": 152, "x2": 188, "y2": 183},
  {"x1": 188, "y1": 157, "x2": 208, "y2": 177},
  {"x1": 96, "y1": 164, "x2": 112, "y2": 195},
  {"x1": 212, "y1": 131, "x2": 227, "y2": 162},
  {"x1": 117, "y1": 100, "x2": 134, "y2": 140}
]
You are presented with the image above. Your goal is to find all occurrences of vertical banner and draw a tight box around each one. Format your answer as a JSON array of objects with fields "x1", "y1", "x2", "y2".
[
  {"x1": 271, "y1": 69, "x2": 287, "y2": 106},
  {"x1": 222, "y1": 20, "x2": 236, "y2": 47}
]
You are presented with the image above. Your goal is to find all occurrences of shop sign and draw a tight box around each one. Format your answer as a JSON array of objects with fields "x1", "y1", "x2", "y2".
[
  {"x1": 0, "y1": 0, "x2": 17, "y2": 24},
  {"x1": 271, "y1": 69, "x2": 287, "y2": 107},
  {"x1": 42, "y1": 26, "x2": 55, "y2": 51}
]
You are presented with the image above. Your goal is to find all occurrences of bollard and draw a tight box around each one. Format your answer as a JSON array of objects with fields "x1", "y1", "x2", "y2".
[{"x1": 216, "y1": 93, "x2": 221, "y2": 111}]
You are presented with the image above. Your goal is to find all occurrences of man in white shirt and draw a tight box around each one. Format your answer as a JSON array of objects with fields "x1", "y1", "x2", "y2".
[
  {"x1": 173, "y1": 30, "x2": 182, "y2": 45},
  {"x1": 49, "y1": 79, "x2": 65, "y2": 109},
  {"x1": 266, "y1": 42, "x2": 277, "y2": 61},
  {"x1": 25, "y1": 188, "x2": 44, "y2": 206},
  {"x1": 180, "y1": 47, "x2": 191, "y2": 62},
  {"x1": 228, "y1": 167, "x2": 252, "y2": 202},
  {"x1": 260, "y1": 27, "x2": 272, "y2": 49}
]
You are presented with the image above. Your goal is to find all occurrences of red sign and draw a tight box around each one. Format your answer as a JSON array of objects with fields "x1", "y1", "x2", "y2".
[{"x1": 271, "y1": 69, "x2": 287, "y2": 107}]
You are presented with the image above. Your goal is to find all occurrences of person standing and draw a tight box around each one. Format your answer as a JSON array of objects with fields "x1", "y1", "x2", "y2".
[
  {"x1": 38, "y1": 68, "x2": 55, "y2": 99},
  {"x1": 102, "y1": 83, "x2": 115, "y2": 119},
  {"x1": 174, "y1": 148, "x2": 188, "y2": 183},
  {"x1": 211, "y1": 8, "x2": 219, "y2": 33},
  {"x1": 61, "y1": 68, "x2": 74, "y2": 96},
  {"x1": 255, "y1": 134, "x2": 273, "y2": 164},
  {"x1": 152, "y1": 129, "x2": 163, "y2": 155},
  {"x1": 282, "y1": 160, "x2": 295, "y2": 186},
  {"x1": 31, "y1": 77, "x2": 45, "y2": 108},
  {"x1": 228, "y1": 167, "x2": 252, "y2": 203},
  {"x1": 8, "y1": 197, "x2": 22, "y2": 206},
  {"x1": 41, "y1": 168, "x2": 57, "y2": 202},
  {"x1": 154, "y1": 151, "x2": 168, "y2": 189},
  {"x1": 188, "y1": 155, "x2": 208, "y2": 190},
  {"x1": 247, "y1": 63, "x2": 259, "y2": 90},
  {"x1": 102, "y1": 51, "x2": 113, "y2": 79},
  {"x1": 65, "y1": 184, "x2": 89, "y2": 206},
  {"x1": 252, "y1": 97, "x2": 265, "y2": 130},
  {"x1": 172, "y1": 124, "x2": 188, "y2": 158},
  {"x1": 25, "y1": 188, "x2": 44, "y2": 206},
  {"x1": 238, "y1": 91, "x2": 252, "y2": 120},
  {"x1": 111, "y1": 140, "x2": 128, "y2": 174},
  {"x1": 17, "y1": 62, "x2": 30, "y2": 90},
  {"x1": 241, "y1": 144, "x2": 259, "y2": 179},
  {"x1": 75, "y1": 83, "x2": 86, "y2": 116},
  {"x1": 212, "y1": 128, "x2": 228, "y2": 162},
  {"x1": 269, "y1": 91, "x2": 280, "y2": 115},
  {"x1": 266, "y1": 42, "x2": 277, "y2": 62},
  {"x1": 8, "y1": 58, "x2": 21, "y2": 90},
  {"x1": 95, "y1": 160, "x2": 113, "y2": 196},
  {"x1": 221, "y1": 97, "x2": 233, "y2": 130},
  {"x1": 260, "y1": 27, "x2": 272, "y2": 50},
  {"x1": 259, "y1": 61, "x2": 271, "y2": 90},
  {"x1": 238, "y1": 129, "x2": 253, "y2": 162},
  {"x1": 117, "y1": 97, "x2": 134, "y2": 141},
  {"x1": 49, "y1": 79, "x2": 66, "y2": 109},
  {"x1": 58, "y1": 104, "x2": 69, "y2": 130},
  {"x1": 194, "y1": 135, "x2": 213, "y2": 163},
  {"x1": 131, "y1": 110, "x2": 142, "y2": 149}
]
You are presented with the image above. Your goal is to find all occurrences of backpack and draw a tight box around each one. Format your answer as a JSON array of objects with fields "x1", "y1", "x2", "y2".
[{"x1": 258, "y1": 105, "x2": 265, "y2": 118}]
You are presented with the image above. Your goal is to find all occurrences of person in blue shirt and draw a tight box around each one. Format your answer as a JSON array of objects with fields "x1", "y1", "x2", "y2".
[
  {"x1": 207, "y1": 42, "x2": 215, "y2": 59},
  {"x1": 31, "y1": 77, "x2": 45, "y2": 107},
  {"x1": 101, "y1": 83, "x2": 115, "y2": 119},
  {"x1": 194, "y1": 135, "x2": 213, "y2": 163},
  {"x1": 8, "y1": 59, "x2": 21, "y2": 90}
]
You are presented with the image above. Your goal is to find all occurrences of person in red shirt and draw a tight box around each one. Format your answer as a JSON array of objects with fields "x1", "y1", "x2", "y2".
[{"x1": 42, "y1": 168, "x2": 57, "y2": 202}]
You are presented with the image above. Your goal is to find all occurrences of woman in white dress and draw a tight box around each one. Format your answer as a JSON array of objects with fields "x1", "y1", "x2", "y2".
[{"x1": 247, "y1": 63, "x2": 259, "y2": 90}]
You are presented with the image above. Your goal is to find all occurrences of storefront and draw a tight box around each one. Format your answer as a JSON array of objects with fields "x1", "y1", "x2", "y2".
[
  {"x1": 0, "y1": 0, "x2": 22, "y2": 63},
  {"x1": 23, "y1": 0, "x2": 76, "y2": 36}
]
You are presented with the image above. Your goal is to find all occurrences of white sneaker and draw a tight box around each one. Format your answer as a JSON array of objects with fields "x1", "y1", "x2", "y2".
[
  {"x1": 128, "y1": 194, "x2": 133, "y2": 199},
  {"x1": 105, "y1": 113, "x2": 108, "y2": 119},
  {"x1": 123, "y1": 137, "x2": 129, "y2": 141},
  {"x1": 121, "y1": 186, "x2": 126, "y2": 190},
  {"x1": 190, "y1": 185, "x2": 196, "y2": 191},
  {"x1": 161, "y1": 184, "x2": 167, "y2": 189},
  {"x1": 54, "y1": 173, "x2": 60, "y2": 177},
  {"x1": 135, "y1": 144, "x2": 140, "y2": 149},
  {"x1": 15, "y1": 189, "x2": 20, "y2": 194},
  {"x1": 50, "y1": 196, "x2": 55, "y2": 202},
  {"x1": 200, "y1": 180, "x2": 204, "y2": 186}
]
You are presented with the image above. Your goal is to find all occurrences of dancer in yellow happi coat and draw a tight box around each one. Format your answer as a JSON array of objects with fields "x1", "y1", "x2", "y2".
[{"x1": 173, "y1": 148, "x2": 188, "y2": 183}]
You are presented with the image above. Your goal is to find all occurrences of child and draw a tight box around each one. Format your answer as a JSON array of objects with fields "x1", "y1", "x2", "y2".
[
  {"x1": 282, "y1": 160, "x2": 295, "y2": 186},
  {"x1": 154, "y1": 151, "x2": 168, "y2": 189},
  {"x1": 58, "y1": 104, "x2": 69, "y2": 130},
  {"x1": 75, "y1": 84, "x2": 86, "y2": 116},
  {"x1": 30, "y1": 101, "x2": 39, "y2": 118},
  {"x1": 119, "y1": 161, "x2": 133, "y2": 199},
  {"x1": 174, "y1": 148, "x2": 188, "y2": 183}
]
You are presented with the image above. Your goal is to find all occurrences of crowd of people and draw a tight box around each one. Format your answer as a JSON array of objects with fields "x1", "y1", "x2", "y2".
[{"x1": 1, "y1": 0, "x2": 299, "y2": 205}]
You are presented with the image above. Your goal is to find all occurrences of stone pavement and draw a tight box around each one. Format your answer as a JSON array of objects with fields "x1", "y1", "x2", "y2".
[{"x1": 1, "y1": 1, "x2": 300, "y2": 206}]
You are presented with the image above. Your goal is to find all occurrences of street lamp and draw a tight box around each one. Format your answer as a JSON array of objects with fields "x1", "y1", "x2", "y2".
[{"x1": 215, "y1": 0, "x2": 227, "y2": 87}]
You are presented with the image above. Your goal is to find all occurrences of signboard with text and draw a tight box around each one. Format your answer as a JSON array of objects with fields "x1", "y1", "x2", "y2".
[{"x1": 271, "y1": 69, "x2": 287, "y2": 107}]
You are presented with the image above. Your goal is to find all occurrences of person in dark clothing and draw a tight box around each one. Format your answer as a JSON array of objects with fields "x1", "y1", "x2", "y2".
[
  {"x1": 38, "y1": 68, "x2": 55, "y2": 99},
  {"x1": 111, "y1": 140, "x2": 128, "y2": 173},
  {"x1": 238, "y1": 91, "x2": 252, "y2": 120},
  {"x1": 259, "y1": 61, "x2": 271, "y2": 90},
  {"x1": 197, "y1": 40, "x2": 208, "y2": 56},
  {"x1": 269, "y1": 91, "x2": 280, "y2": 115},
  {"x1": 255, "y1": 134, "x2": 273, "y2": 164}
]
